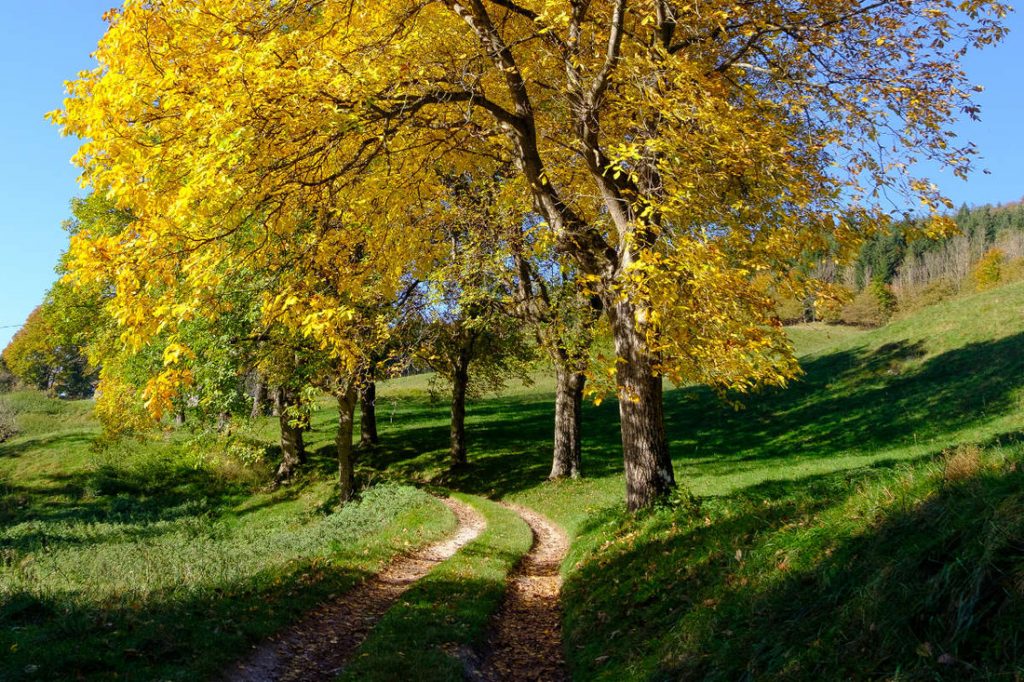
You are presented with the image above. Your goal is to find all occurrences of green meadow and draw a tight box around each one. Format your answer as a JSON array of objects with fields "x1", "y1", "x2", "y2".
[{"x1": 3, "y1": 280, "x2": 1024, "y2": 679}]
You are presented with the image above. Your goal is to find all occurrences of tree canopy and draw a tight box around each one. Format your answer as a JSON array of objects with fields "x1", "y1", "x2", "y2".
[{"x1": 52, "y1": 0, "x2": 1006, "y2": 507}]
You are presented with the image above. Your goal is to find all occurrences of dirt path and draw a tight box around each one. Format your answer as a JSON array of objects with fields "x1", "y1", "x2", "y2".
[
  {"x1": 224, "y1": 497, "x2": 486, "y2": 682},
  {"x1": 472, "y1": 503, "x2": 570, "y2": 682}
]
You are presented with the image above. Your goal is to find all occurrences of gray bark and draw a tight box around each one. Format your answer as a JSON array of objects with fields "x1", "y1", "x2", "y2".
[
  {"x1": 607, "y1": 298, "x2": 675, "y2": 510},
  {"x1": 359, "y1": 381, "x2": 379, "y2": 447},
  {"x1": 275, "y1": 391, "x2": 306, "y2": 482},
  {"x1": 272, "y1": 387, "x2": 283, "y2": 417},
  {"x1": 550, "y1": 367, "x2": 585, "y2": 479},
  {"x1": 337, "y1": 385, "x2": 358, "y2": 502},
  {"x1": 251, "y1": 378, "x2": 268, "y2": 418}
]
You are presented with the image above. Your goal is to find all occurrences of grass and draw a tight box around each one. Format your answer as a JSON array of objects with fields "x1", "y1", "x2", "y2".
[
  {"x1": 4, "y1": 278, "x2": 1024, "y2": 679},
  {"x1": 340, "y1": 493, "x2": 533, "y2": 681},
  {"x1": 0, "y1": 392, "x2": 456, "y2": 681},
  {"x1": 355, "y1": 279, "x2": 1024, "y2": 679},
  {"x1": 562, "y1": 446, "x2": 1024, "y2": 679}
]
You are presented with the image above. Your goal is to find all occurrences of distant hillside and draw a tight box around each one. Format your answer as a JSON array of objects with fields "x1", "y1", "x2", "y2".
[
  {"x1": 854, "y1": 199, "x2": 1024, "y2": 289},
  {"x1": 779, "y1": 199, "x2": 1024, "y2": 326}
]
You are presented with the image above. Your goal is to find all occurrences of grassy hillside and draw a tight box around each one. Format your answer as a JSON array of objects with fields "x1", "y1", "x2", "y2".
[
  {"x1": 3, "y1": 278, "x2": 1022, "y2": 679},
  {"x1": 365, "y1": 280, "x2": 1024, "y2": 679},
  {"x1": 0, "y1": 392, "x2": 455, "y2": 681}
]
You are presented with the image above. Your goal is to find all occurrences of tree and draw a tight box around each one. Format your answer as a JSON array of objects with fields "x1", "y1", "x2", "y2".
[
  {"x1": 427, "y1": 170, "x2": 599, "y2": 477},
  {"x1": 2, "y1": 307, "x2": 95, "y2": 398},
  {"x1": 55, "y1": 0, "x2": 1006, "y2": 508},
  {"x1": 506, "y1": 233, "x2": 601, "y2": 480},
  {"x1": 418, "y1": 180, "x2": 536, "y2": 467}
]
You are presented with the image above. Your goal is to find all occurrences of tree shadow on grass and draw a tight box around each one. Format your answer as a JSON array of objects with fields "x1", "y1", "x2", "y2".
[
  {"x1": 362, "y1": 390, "x2": 625, "y2": 497},
  {"x1": 0, "y1": 432, "x2": 96, "y2": 459},
  {"x1": 363, "y1": 332, "x2": 1024, "y2": 501},
  {"x1": 0, "y1": 561, "x2": 376, "y2": 682},
  {"x1": 663, "y1": 333, "x2": 1024, "y2": 468},
  {"x1": 564, "y1": 454, "x2": 1024, "y2": 681},
  {"x1": 0, "y1": 460, "x2": 257, "y2": 552}
]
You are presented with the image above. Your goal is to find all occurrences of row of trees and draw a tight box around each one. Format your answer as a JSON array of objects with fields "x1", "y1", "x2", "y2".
[
  {"x1": 854, "y1": 201, "x2": 1024, "y2": 291},
  {"x1": 6, "y1": 186, "x2": 591, "y2": 492},
  {"x1": 1, "y1": 306, "x2": 94, "y2": 399},
  {"x1": 775, "y1": 200, "x2": 1024, "y2": 325},
  {"x1": 42, "y1": 0, "x2": 1004, "y2": 509}
]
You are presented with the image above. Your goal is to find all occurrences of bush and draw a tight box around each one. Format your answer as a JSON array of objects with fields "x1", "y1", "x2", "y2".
[
  {"x1": 773, "y1": 295, "x2": 808, "y2": 325},
  {"x1": 973, "y1": 247, "x2": 1005, "y2": 291},
  {"x1": 0, "y1": 399, "x2": 18, "y2": 442},
  {"x1": 810, "y1": 284, "x2": 851, "y2": 324},
  {"x1": 1001, "y1": 256, "x2": 1024, "y2": 284},
  {"x1": 896, "y1": 278, "x2": 958, "y2": 314},
  {"x1": 839, "y1": 278, "x2": 898, "y2": 327}
]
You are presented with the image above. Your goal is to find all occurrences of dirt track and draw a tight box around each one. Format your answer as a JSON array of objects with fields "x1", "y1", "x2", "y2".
[
  {"x1": 472, "y1": 503, "x2": 570, "y2": 682},
  {"x1": 224, "y1": 497, "x2": 486, "y2": 682}
]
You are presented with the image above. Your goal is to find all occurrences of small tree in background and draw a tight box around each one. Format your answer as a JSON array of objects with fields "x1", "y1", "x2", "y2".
[
  {"x1": 422, "y1": 312, "x2": 534, "y2": 468},
  {"x1": 2, "y1": 307, "x2": 95, "y2": 399},
  {"x1": 871, "y1": 279, "x2": 899, "y2": 319},
  {"x1": 974, "y1": 248, "x2": 1005, "y2": 291}
]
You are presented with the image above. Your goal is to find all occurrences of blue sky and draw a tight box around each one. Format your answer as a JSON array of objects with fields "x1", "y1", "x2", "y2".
[
  {"x1": 0, "y1": 2, "x2": 110, "y2": 348},
  {"x1": 0, "y1": 3, "x2": 1022, "y2": 349}
]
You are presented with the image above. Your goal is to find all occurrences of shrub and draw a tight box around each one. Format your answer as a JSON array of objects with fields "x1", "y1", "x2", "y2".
[
  {"x1": 896, "y1": 277, "x2": 958, "y2": 314},
  {"x1": 773, "y1": 295, "x2": 808, "y2": 325},
  {"x1": 1001, "y1": 256, "x2": 1024, "y2": 284},
  {"x1": 840, "y1": 285, "x2": 890, "y2": 327},
  {"x1": 812, "y1": 285, "x2": 850, "y2": 324},
  {"x1": 839, "y1": 289, "x2": 883, "y2": 326},
  {"x1": 93, "y1": 371, "x2": 156, "y2": 441},
  {"x1": 0, "y1": 399, "x2": 18, "y2": 442},
  {"x1": 973, "y1": 247, "x2": 1005, "y2": 291}
]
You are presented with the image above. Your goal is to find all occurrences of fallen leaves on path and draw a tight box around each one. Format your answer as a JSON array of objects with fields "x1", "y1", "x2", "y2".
[
  {"x1": 224, "y1": 498, "x2": 485, "y2": 682},
  {"x1": 472, "y1": 504, "x2": 569, "y2": 682}
]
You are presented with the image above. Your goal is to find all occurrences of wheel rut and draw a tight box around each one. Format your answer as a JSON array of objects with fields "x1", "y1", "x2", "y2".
[
  {"x1": 472, "y1": 503, "x2": 570, "y2": 682},
  {"x1": 224, "y1": 497, "x2": 485, "y2": 682}
]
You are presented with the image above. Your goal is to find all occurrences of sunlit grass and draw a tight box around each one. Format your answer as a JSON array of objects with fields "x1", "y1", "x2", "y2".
[
  {"x1": 359, "y1": 280, "x2": 1024, "y2": 679},
  {"x1": 4, "y1": 276, "x2": 1024, "y2": 679},
  {"x1": 0, "y1": 394, "x2": 455, "y2": 681}
]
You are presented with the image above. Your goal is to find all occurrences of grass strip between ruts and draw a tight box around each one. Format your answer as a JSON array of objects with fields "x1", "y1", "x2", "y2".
[{"x1": 339, "y1": 492, "x2": 533, "y2": 681}]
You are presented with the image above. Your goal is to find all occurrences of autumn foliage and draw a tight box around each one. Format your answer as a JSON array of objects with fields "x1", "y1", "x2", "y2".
[{"x1": 52, "y1": 0, "x2": 1006, "y2": 507}]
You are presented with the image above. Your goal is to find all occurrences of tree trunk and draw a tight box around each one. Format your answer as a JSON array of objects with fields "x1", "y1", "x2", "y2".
[
  {"x1": 251, "y1": 378, "x2": 268, "y2": 418},
  {"x1": 607, "y1": 299, "x2": 675, "y2": 510},
  {"x1": 450, "y1": 356, "x2": 469, "y2": 467},
  {"x1": 359, "y1": 381, "x2": 379, "y2": 447},
  {"x1": 275, "y1": 392, "x2": 306, "y2": 482},
  {"x1": 337, "y1": 384, "x2": 358, "y2": 502},
  {"x1": 174, "y1": 410, "x2": 186, "y2": 427},
  {"x1": 272, "y1": 387, "x2": 283, "y2": 417},
  {"x1": 550, "y1": 366, "x2": 585, "y2": 479}
]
